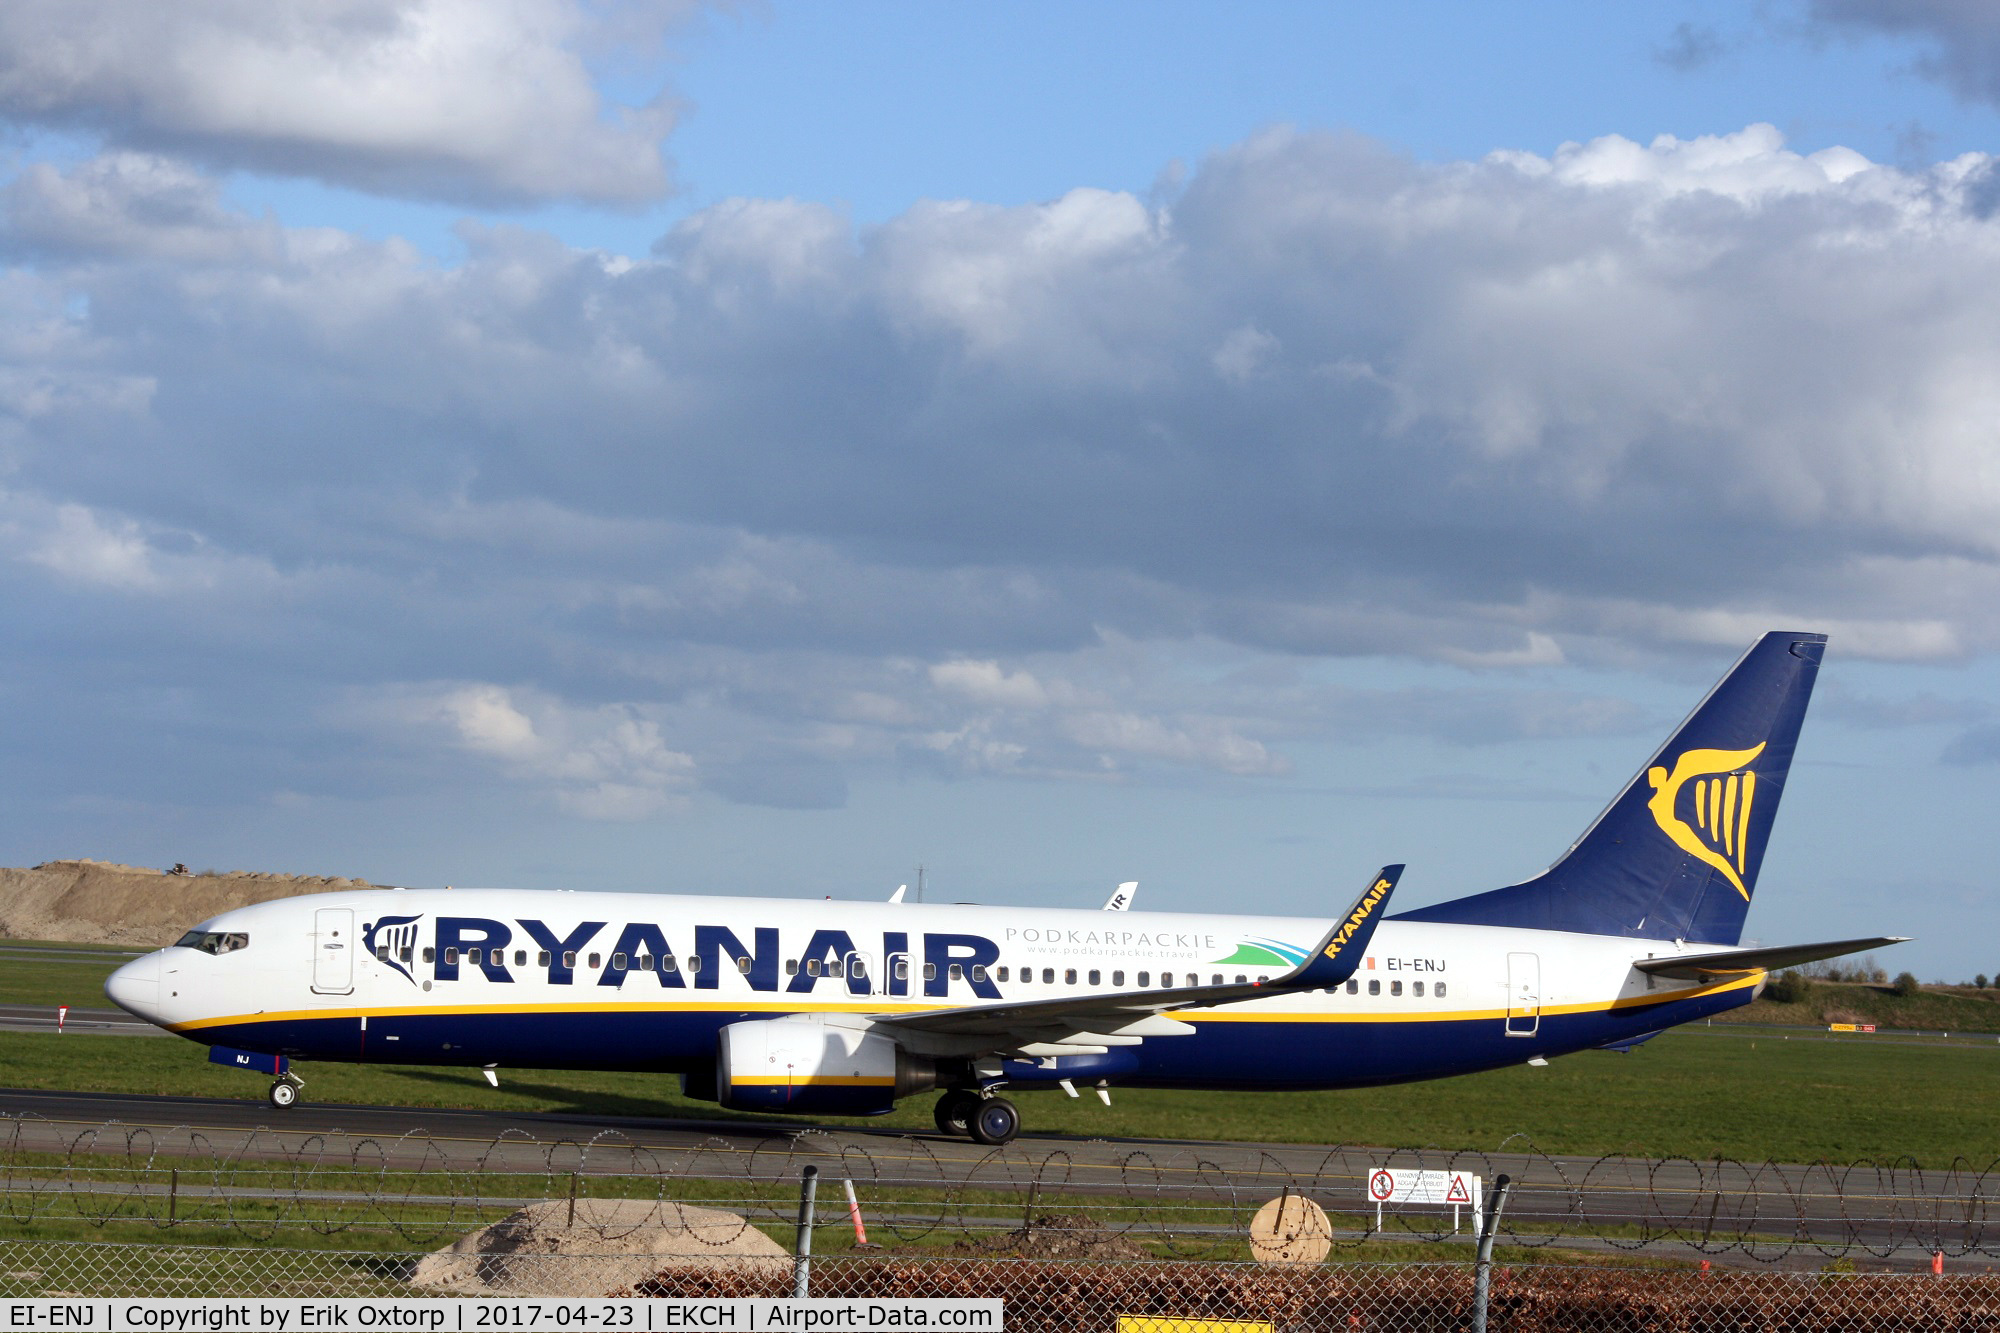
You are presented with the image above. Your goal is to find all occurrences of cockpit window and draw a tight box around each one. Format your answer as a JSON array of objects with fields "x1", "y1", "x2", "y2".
[{"x1": 173, "y1": 930, "x2": 249, "y2": 956}]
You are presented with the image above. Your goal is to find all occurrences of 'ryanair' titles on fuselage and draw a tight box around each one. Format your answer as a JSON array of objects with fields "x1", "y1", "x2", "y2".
[{"x1": 363, "y1": 914, "x2": 1014, "y2": 998}]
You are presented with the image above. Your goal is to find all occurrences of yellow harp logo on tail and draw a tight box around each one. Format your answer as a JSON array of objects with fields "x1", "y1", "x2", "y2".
[{"x1": 1645, "y1": 743, "x2": 1767, "y2": 901}]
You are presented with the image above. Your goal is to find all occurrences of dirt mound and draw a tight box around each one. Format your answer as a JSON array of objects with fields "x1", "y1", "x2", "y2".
[
  {"x1": 410, "y1": 1199, "x2": 789, "y2": 1297},
  {"x1": 951, "y1": 1213, "x2": 1149, "y2": 1261},
  {"x1": 0, "y1": 859, "x2": 384, "y2": 947}
]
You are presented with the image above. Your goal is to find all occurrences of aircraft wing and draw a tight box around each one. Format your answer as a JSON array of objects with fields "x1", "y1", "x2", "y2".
[
  {"x1": 1632, "y1": 936, "x2": 1909, "y2": 981},
  {"x1": 876, "y1": 865, "x2": 1402, "y2": 1052}
]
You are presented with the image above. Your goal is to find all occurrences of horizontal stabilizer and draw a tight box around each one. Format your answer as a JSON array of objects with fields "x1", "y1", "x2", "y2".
[{"x1": 1634, "y1": 936, "x2": 1909, "y2": 981}]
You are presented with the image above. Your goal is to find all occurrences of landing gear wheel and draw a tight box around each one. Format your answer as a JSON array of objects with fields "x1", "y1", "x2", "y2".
[
  {"x1": 969, "y1": 1096, "x2": 1020, "y2": 1146},
  {"x1": 933, "y1": 1089, "x2": 980, "y2": 1137},
  {"x1": 267, "y1": 1081, "x2": 299, "y2": 1109}
]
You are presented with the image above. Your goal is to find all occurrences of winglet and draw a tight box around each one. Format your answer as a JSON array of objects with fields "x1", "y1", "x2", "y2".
[{"x1": 1276, "y1": 864, "x2": 1404, "y2": 990}]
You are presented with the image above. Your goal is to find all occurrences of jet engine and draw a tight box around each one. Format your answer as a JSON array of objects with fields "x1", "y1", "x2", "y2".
[{"x1": 714, "y1": 1019, "x2": 939, "y2": 1115}]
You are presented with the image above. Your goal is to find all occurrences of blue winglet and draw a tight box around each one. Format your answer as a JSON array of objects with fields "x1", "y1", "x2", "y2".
[{"x1": 1278, "y1": 865, "x2": 1404, "y2": 990}]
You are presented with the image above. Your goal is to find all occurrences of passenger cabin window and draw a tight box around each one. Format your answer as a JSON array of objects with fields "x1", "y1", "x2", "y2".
[
  {"x1": 851, "y1": 958, "x2": 867, "y2": 979},
  {"x1": 1041, "y1": 968, "x2": 1054, "y2": 984},
  {"x1": 444, "y1": 948, "x2": 458, "y2": 965},
  {"x1": 538, "y1": 951, "x2": 551, "y2": 967},
  {"x1": 1088, "y1": 969, "x2": 1101, "y2": 986},
  {"x1": 1064, "y1": 968, "x2": 1077, "y2": 984},
  {"x1": 1390, "y1": 980, "x2": 1403, "y2": 996},
  {"x1": 1112, "y1": 970, "x2": 1125, "y2": 986},
  {"x1": 687, "y1": 955, "x2": 702, "y2": 973},
  {"x1": 971, "y1": 965, "x2": 987, "y2": 983},
  {"x1": 997, "y1": 966, "x2": 1009, "y2": 982},
  {"x1": 466, "y1": 948, "x2": 481, "y2": 965},
  {"x1": 1236, "y1": 974, "x2": 1248, "y2": 984},
  {"x1": 588, "y1": 953, "x2": 602, "y2": 969},
  {"x1": 400, "y1": 947, "x2": 413, "y2": 963},
  {"x1": 829, "y1": 960, "x2": 844, "y2": 978},
  {"x1": 1137, "y1": 971, "x2": 1150, "y2": 987},
  {"x1": 786, "y1": 960, "x2": 799, "y2": 975},
  {"x1": 663, "y1": 955, "x2": 679, "y2": 972},
  {"x1": 515, "y1": 949, "x2": 527, "y2": 966},
  {"x1": 1413, "y1": 981, "x2": 1425, "y2": 997},
  {"x1": 637, "y1": 953, "x2": 653, "y2": 970},
  {"x1": 1160, "y1": 972, "x2": 1174, "y2": 988},
  {"x1": 174, "y1": 931, "x2": 250, "y2": 956},
  {"x1": 949, "y1": 963, "x2": 963, "y2": 981},
  {"x1": 422, "y1": 947, "x2": 435, "y2": 963},
  {"x1": 893, "y1": 959, "x2": 909, "y2": 981},
  {"x1": 612, "y1": 952, "x2": 627, "y2": 970},
  {"x1": 562, "y1": 950, "x2": 576, "y2": 968},
  {"x1": 1345, "y1": 979, "x2": 1357, "y2": 995},
  {"x1": 806, "y1": 958, "x2": 821, "y2": 976},
  {"x1": 1435, "y1": 982, "x2": 1447, "y2": 998},
  {"x1": 736, "y1": 956, "x2": 751, "y2": 974},
  {"x1": 375, "y1": 945, "x2": 389, "y2": 961},
  {"x1": 923, "y1": 963, "x2": 938, "y2": 980},
  {"x1": 1368, "y1": 979, "x2": 1381, "y2": 996}
]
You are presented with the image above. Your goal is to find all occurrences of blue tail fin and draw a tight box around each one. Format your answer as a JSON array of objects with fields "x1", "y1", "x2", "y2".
[{"x1": 1391, "y1": 631, "x2": 1826, "y2": 945}]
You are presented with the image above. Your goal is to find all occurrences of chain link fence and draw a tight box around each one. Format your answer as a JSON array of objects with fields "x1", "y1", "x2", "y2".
[{"x1": 4, "y1": 1241, "x2": 2000, "y2": 1330}]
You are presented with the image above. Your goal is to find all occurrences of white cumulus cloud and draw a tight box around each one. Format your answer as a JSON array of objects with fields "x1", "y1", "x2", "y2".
[{"x1": 0, "y1": 0, "x2": 689, "y2": 206}]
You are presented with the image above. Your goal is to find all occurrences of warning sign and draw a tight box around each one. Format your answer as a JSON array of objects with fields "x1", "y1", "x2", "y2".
[{"x1": 1363, "y1": 1168, "x2": 1484, "y2": 1232}]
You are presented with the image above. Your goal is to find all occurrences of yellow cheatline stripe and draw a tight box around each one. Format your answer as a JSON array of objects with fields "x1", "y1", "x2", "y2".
[
  {"x1": 165, "y1": 972, "x2": 1761, "y2": 1035},
  {"x1": 1179, "y1": 972, "x2": 1762, "y2": 1024},
  {"x1": 729, "y1": 1076, "x2": 895, "y2": 1087},
  {"x1": 163, "y1": 997, "x2": 944, "y2": 1034}
]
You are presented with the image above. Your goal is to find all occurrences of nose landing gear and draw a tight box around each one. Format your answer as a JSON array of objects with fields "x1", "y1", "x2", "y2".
[{"x1": 932, "y1": 1089, "x2": 1020, "y2": 1145}]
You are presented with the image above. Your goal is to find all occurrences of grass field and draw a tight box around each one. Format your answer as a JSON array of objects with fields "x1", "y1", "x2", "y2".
[
  {"x1": 0, "y1": 939, "x2": 144, "y2": 1007},
  {"x1": 1724, "y1": 981, "x2": 2000, "y2": 1034},
  {"x1": 5, "y1": 943, "x2": 1998, "y2": 1164}
]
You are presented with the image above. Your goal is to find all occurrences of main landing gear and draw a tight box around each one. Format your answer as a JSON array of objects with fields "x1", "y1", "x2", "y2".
[
  {"x1": 933, "y1": 1089, "x2": 1020, "y2": 1146},
  {"x1": 267, "y1": 1071, "x2": 304, "y2": 1109}
]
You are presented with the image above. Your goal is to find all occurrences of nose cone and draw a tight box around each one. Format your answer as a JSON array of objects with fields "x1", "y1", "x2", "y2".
[{"x1": 105, "y1": 952, "x2": 163, "y2": 1022}]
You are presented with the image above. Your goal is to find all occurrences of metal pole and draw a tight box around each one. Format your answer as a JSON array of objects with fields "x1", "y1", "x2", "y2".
[
  {"x1": 793, "y1": 1165, "x2": 820, "y2": 1298},
  {"x1": 168, "y1": 1168, "x2": 178, "y2": 1227},
  {"x1": 1471, "y1": 1174, "x2": 1512, "y2": 1333}
]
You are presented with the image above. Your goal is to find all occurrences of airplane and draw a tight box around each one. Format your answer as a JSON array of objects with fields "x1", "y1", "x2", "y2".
[{"x1": 105, "y1": 631, "x2": 1903, "y2": 1146}]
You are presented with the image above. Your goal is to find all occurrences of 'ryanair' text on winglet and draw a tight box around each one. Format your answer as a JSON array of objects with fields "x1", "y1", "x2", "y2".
[{"x1": 1277, "y1": 865, "x2": 1405, "y2": 991}]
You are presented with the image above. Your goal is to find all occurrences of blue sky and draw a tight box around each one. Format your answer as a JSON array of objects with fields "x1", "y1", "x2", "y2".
[{"x1": 3, "y1": 0, "x2": 2000, "y2": 981}]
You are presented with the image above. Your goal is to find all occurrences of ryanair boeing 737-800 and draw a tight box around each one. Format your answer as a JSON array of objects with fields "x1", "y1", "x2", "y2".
[{"x1": 105, "y1": 631, "x2": 1902, "y2": 1145}]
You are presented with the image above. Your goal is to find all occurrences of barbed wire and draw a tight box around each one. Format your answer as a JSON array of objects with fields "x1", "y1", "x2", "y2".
[{"x1": 2, "y1": 1112, "x2": 1996, "y2": 1262}]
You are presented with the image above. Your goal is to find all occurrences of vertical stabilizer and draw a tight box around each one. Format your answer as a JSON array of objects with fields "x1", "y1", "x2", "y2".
[{"x1": 1391, "y1": 631, "x2": 1826, "y2": 945}]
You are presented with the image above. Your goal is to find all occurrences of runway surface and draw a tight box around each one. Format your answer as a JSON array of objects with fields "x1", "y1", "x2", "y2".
[
  {"x1": 0, "y1": 1085, "x2": 1986, "y2": 1266},
  {"x1": 0, "y1": 1003, "x2": 162, "y2": 1036}
]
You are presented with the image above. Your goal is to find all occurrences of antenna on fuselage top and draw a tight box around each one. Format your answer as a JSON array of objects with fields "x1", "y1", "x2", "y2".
[{"x1": 915, "y1": 864, "x2": 925, "y2": 903}]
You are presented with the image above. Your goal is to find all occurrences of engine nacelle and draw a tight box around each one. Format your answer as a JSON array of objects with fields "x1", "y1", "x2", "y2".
[{"x1": 715, "y1": 1019, "x2": 937, "y2": 1115}]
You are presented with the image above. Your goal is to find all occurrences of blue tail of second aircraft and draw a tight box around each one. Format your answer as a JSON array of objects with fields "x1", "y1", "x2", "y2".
[{"x1": 1392, "y1": 631, "x2": 1827, "y2": 946}]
